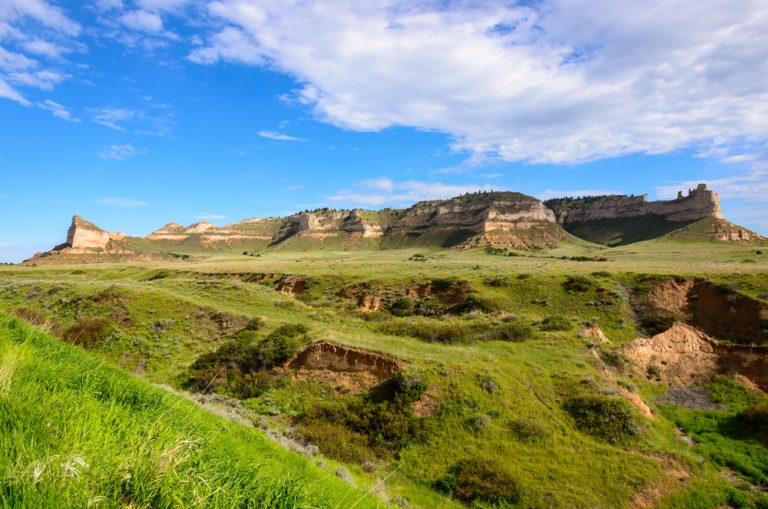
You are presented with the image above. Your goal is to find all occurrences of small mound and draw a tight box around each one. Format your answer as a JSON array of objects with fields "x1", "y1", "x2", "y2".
[
  {"x1": 621, "y1": 323, "x2": 720, "y2": 385},
  {"x1": 658, "y1": 218, "x2": 766, "y2": 243}
]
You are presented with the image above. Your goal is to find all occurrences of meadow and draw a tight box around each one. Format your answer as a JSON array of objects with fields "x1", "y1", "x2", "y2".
[{"x1": 2, "y1": 237, "x2": 768, "y2": 508}]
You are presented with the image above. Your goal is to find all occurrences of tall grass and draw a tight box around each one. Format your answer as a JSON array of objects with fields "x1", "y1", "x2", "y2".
[{"x1": 0, "y1": 315, "x2": 378, "y2": 509}]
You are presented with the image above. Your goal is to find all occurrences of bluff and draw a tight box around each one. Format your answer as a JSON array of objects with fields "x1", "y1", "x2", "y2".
[
  {"x1": 542, "y1": 184, "x2": 756, "y2": 246},
  {"x1": 30, "y1": 184, "x2": 763, "y2": 261},
  {"x1": 545, "y1": 184, "x2": 722, "y2": 225}
]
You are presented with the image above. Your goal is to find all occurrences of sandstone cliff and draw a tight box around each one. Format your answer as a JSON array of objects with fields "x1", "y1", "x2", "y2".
[
  {"x1": 62, "y1": 216, "x2": 127, "y2": 253},
  {"x1": 545, "y1": 183, "x2": 722, "y2": 225}
]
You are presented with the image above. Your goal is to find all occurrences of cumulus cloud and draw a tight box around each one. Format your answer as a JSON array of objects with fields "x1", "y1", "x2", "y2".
[
  {"x1": 191, "y1": 0, "x2": 768, "y2": 165},
  {"x1": 97, "y1": 144, "x2": 145, "y2": 159},
  {"x1": 257, "y1": 130, "x2": 304, "y2": 142},
  {"x1": 37, "y1": 99, "x2": 78, "y2": 121},
  {"x1": 96, "y1": 196, "x2": 148, "y2": 207},
  {"x1": 120, "y1": 10, "x2": 164, "y2": 33},
  {"x1": 0, "y1": 0, "x2": 80, "y2": 104},
  {"x1": 328, "y1": 177, "x2": 502, "y2": 207}
]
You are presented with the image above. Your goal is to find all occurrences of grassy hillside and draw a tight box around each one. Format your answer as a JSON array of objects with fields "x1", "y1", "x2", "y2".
[
  {"x1": 0, "y1": 316, "x2": 379, "y2": 509},
  {"x1": 561, "y1": 216, "x2": 694, "y2": 246},
  {"x1": 4, "y1": 243, "x2": 768, "y2": 507}
]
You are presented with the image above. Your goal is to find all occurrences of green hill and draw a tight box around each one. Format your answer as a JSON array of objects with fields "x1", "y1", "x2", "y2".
[
  {"x1": 0, "y1": 316, "x2": 378, "y2": 509},
  {"x1": 560, "y1": 215, "x2": 695, "y2": 246}
]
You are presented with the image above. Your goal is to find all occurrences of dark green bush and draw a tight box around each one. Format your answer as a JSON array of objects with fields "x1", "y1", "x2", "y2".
[
  {"x1": 540, "y1": 315, "x2": 573, "y2": 331},
  {"x1": 483, "y1": 275, "x2": 512, "y2": 287},
  {"x1": 493, "y1": 321, "x2": 533, "y2": 342},
  {"x1": 436, "y1": 458, "x2": 520, "y2": 504},
  {"x1": 243, "y1": 317, "x2": 266, "y2": 331},
  {"x1": 388, "y1": 297, "x2": 414, "y2": 317},
  {"x1": 563, "y1": 395, "x2": 641, "y2": 443},
  {"x1": 563, "y1": 276, "x2": 595, "y2": 293},
  {"x1": 185, "y1": 323, "x2": 309, "y2": 397},
  {"x1": 61, "y1": 316, "x2": 114, "y2": 347},
  {"x1": 641, "y1": 315, "x2": 675, "y2": 335},
  {"x1": 391, "y1": 367, "x2": 428, "y2": 404},
  {"x1": 509, "y1": 418, "x2": 549, "y2": 443}
]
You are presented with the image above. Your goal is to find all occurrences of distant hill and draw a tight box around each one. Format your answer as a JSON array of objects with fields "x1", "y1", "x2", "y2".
[
  {"x1": 27, "y1": 184, "x2": 764, "y2": 262},
  {"x1": 544, "y1": 183, "x2": 763, "y2": 246}
]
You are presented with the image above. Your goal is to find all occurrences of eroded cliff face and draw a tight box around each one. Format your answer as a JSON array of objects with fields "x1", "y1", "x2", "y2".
[
  {"x1": 62, "y1": 216, "x2": 127, "y2": 253},
  {"x1": 546, "y1": 183, "x2": 722, "y2": 225}
]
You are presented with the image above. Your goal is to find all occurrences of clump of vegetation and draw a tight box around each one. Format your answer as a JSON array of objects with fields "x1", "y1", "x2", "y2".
[
  {"x1": 482, "y1": 275, "x2": 512, "y2": 287},
  {"x1": 540, "y1": 315, "x2": 573, "y2": 331},
  {"x1": 298, "y1": 371, "x2": 428, "y2": 463},
  {"x1": 564, "y1": 395, "x2": 642, "y2": 444},
  {"x1": 509, "y1": 418, "x2": 550, "y2": 443},
  {"x1": 563, "y1": 275, "x2": 595, "y2": 293},
  {"x1": 11, "y1": 307, "x2": 49, "y2": 328},
  {"x1": 641, "y1": 315, "x2": 675, "y2": 335},
  {"x1": 408, "y1": 253, "x2": 428, "y2": 262},
  {"x1": 61, "y1": 316, "x2": 115, "y2": 347},
  {"x1": 185, "y1": 323, "x2": 309, "y2": 398},
  {"x1": 435, "y1": 458, "x2": 521, "y2": 504},
  {"x1": 492, "y1": 321, "x2": 533, "y2": 342}
]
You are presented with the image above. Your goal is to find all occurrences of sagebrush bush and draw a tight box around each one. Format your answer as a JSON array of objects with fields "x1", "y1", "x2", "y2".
[
  {"x1": 563, "y1": 276, "x2": 595, "y2": 293},
  {"x1": 61, "y1": 316, "x2": 114, "y2": 347},
  {"x1": 436, "y1": 458, "x2": 520, "y2": 504},
  {"x1": 564, "y1": 395, "x2": 641, "y2": 444},
  {"x1": 11, "y1": 307, "x2": 49, "y2": 327},
  {"x1": 185, "y1": 323, "x2": 309, "y2": 397},
  {"x1": 540, "y1": 315, "x2": 573, "y2": 331},
  {"x1": 493, "y1": 321, "x2": 533, "y2": 342},
  {"x1": 509, "y1": 418, "x2": 550, "y2": 443}
]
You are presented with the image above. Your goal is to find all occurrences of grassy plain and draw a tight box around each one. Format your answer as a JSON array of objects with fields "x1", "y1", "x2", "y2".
[{"x1": 1, "y1": 238, "x2": 768, "y2": 508}]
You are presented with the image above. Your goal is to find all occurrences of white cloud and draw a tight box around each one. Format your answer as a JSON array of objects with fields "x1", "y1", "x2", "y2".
[
  {"x1": 192, "y1": 0, "x2": 768, "y2": 165},
  {"x1": 120, "y1": 10, "x2": 164, "y2": 33},
  {"x1": 0, "y1": 76, "x2": 28, "y2": 105},
  {"x1": 0, "y1": 0, "x2": 80, "y2": 36},
  {"x1": 328, "y1": 177, "x2": 502, "y2": 207},
  {"x1": 284, "y1": 185, "x2": 304, "y2": 191},
  {"x1": 188, "y1": 27, "x2": 263, "y2": 65},
  {"x1": 96, "y1": 196, "x2": 148, "y2": 207},
  {"x1": 0, "y1": 47, "x2": 36, "y2": 71},
  {"x1": 537, "y1": 189, "x2": 622, "y2": 200},
  {"x1": 136, "y1": 0, "x2": 189, "y2": 12},
  {"x1": 37, "y1": 99, "x2": 79, "y2": 121},
  {"x1": 97, "y1": 144, "x2": 145, "y2": 159},
  {"x1": 257, "y1": 130, "x2": 304, "y2": 142},
  {"x1": 7, "y1": 70, "x2": 67, "y2": 90},
  {"x1": 22, "y1": 39, "x2": 66, "y2": 59},
  {"x1": 90, "y1": 107, "x2": 135, "y2": 131},
  {"x1": 95, "y1": 0, "x2": 123, "y2": 11},
  {"x1": 194, "y1": 212, "x2": 226, "y2": 220}
]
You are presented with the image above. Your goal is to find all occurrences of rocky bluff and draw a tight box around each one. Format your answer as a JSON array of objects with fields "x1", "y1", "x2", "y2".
[
  {"x1": 34, "y1": 184, "x2": 762, "y2": 259},
  {"x1": 545, "y1": 183, "x2": 722, "y2": 225}
]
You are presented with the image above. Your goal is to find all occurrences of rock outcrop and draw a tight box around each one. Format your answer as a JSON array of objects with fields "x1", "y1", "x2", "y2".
[
  {"x1": 546, "y1": 184, "x2": 722, "y2": 225},
  {"x1": 31, "y1": 184, "x2": 762, "y2": 260}
]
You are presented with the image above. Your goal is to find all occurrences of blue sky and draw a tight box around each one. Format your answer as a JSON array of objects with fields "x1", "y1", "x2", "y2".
[{"x1": 1, "y1": 0, "x2": 766, "y2": 262}]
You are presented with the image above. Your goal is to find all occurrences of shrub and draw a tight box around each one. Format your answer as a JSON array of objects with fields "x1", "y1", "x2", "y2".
[
  {"x1": 185, "y1": 323, "x2": 308, "y2": 397},
  {"x1": 483, "y1": 276, "x2": 512, "y2": 287},
  {"x1": 563, "y1": 276, "x2": 595, "y2": 293},
  {"x1": 740, "y1": 403, "x2": 768, "y2": 435},
  {"x1": 564, "y1": 395, "x2": 641, "y2": 444},
  {"x1": 599, "y1": 349, "x2": 626, "y2": 369},
  {"x1": 540, "y1": 315, "x2": 573, "y2": 331},
  {"x1": 61, "y1": 316, "x2": 114, "y2": 347},
  {"x1": 641, "y1": 315, "x2": 675, "y2": 335},
  {"x1": 509, "y1": 418, "x2": 550, "y2": 443},
  {"x1": 243, "y1": 317, "x2": 266, "y2": 331},
  {"x1": 388, "y1": 297, "x2": 414, "y2": 317},
  {"x1": 647, "y1": 364, "x2": 662, "y2": 379},
  {"x1": 391, "y1": 367, "x2": 428, "y2": 404},
  {"x1": 11, "y1": 307, "x2": 49, "y2": 327},
  {"x1": 436, "y1": 458, "x2": 520, "y2": 504},
  {"x1": 493, "y1": 321, "x2": 533, "y2": 342}
]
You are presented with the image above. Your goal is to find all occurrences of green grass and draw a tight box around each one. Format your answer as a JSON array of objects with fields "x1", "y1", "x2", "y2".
[
  {"x1": 4, "y1": 241, "x2": 768, "y2": 507},
  {"x1": 0, "y1": 315, "x2": 379, "y2": 509}
]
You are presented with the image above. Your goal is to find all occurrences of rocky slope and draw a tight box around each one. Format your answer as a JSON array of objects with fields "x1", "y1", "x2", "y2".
[{"x1": 30, "y1": 185, "x2": 763, "y2": 260}]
